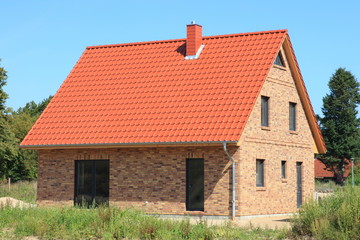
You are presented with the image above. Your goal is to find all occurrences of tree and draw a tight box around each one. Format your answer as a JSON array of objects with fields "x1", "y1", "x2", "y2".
[
  {"x1": 8, "y1": 95, "x2": 53, "y2": 180},
  {"x1": 0, "y1": 60, "x2": 8, "y2": 115},
  {"x1": 0, "y1": 60, "x2": 52, "y2": 181},
  {"x1": 319, "y1": 68, "x2": 360, "y2": 184},
  {"x1": 0, "y1": 60, "x2": 19, "y2": 181}
]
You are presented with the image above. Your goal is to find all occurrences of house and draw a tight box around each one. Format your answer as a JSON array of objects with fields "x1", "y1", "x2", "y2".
[
  {"x1": 20, "y1": 23, "x2": 326, "y2": 219},
  {"x1": 315, "y1": 158, "x2": 352, "y2": 180}
]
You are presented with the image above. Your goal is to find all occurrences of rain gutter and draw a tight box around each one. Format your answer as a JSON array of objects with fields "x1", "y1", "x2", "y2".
[{"x1": 223, "y1": 141, "x2": 236, "y2": 221}]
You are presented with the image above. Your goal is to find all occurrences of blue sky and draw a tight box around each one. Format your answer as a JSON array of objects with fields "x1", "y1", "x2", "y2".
[{"x1": 1, "y1": 0, "x2": 359, "y2": 116}]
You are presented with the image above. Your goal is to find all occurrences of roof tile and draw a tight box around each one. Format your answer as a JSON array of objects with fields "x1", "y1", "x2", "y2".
[{"x1": 21, "y1": 30, "x2": 289, "y2": 147}]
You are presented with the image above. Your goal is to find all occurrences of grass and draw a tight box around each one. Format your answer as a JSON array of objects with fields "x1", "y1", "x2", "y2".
[
  {"x1": 315, "y1": 179, "x2": 344, "y2": 192},
  {"x1": 0, "y1": 181, "x2": 37, "y2": 204},
  {"x1": 0, "y1": 181, "x2": 287, "y2": 239},
  {"x1": 291, "y1": 185, "x2": 360, "y2": 240},
  {"x1": 5, "y1": 181, "x2": 359, "y2": 239},
  {"x1": 0, "y1": 207, "x2": 287, "y2": 239}
]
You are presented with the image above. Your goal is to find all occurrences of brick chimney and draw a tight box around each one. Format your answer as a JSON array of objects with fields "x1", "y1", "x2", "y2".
[{"x1": 186, "y1": 22, "x2": 203, "y2": 57}]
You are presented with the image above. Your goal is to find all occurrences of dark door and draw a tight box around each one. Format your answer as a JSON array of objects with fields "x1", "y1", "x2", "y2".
[
  {"x1": 296, "y1": 162, "x2": 302, "y2": 208},
  {"x1": 75, "y1": 160, "x2": 109, "y2": 206},
  {"x1": 186, "y1": 158, "x2": 204, "y2": 211}
]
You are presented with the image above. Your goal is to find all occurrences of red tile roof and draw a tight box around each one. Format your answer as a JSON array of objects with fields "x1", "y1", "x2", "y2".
[
  {"x1": 315, "y1": 159, "x2": 352, "y2": 178},
  {"x1": 20, "y1": 29, "x2": 323, "y2": 149}
]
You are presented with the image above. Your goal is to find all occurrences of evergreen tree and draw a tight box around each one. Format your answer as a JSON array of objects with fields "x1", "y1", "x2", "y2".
[{"x1": 319, "y1": 68, "x2": 360, "y2": 184}]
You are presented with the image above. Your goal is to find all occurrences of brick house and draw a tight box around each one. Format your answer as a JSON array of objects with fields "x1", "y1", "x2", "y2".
[{"x1": 21, "y1": 23, "x2": 326, "y2": 219}]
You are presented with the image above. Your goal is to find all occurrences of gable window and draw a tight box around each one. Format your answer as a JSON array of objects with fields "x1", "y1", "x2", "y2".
[
  {"x1": 289, "y1": 102, "x2": 296, "y2": 131},
  {"x1": 274, "y1": 52, "x2": 285, "y2": 67},
  {"x1": 256, "y1": 159, "x2": 265, "y2": 187},
  {"x1": 281, "y1": 161, "x2": 287, "y2": 179},
  {"x1": 261, "y1": 96, "x2": 269, "y2": 127}
]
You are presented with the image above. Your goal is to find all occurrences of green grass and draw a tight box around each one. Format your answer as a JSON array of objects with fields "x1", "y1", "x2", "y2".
[
  {"x1": 0, "y1": 181, "x2": 37, "y2": 204},
  {"x1": 291, "y1": 186, "x2": 360, "y2": 240},
  {"x1": 0, "y1": 206, "x2": 287, "y2": 240}
]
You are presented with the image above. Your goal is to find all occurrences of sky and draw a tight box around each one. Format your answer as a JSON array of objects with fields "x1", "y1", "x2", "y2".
[{"x1": 1, "y1": 0, "x2": 359, "y2": 116}]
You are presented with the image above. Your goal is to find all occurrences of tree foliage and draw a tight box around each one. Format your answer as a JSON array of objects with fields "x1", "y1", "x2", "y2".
[
  {"x1": 319, "y1": 68, "x2": 360, "y2": 184},
  {"x1": 0, "y1": 60, "x2": 8, "y2": 115},
  {"x1": 0, "y1": 60, "x2": 52, "y2": 181},
  {"x1": 6, "y1": 96, "x2": 53, "y2": 181}
]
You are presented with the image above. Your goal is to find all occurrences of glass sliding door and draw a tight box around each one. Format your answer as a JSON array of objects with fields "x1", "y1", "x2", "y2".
[{"x1": 75, "y1": 160, "x2": 109, "y2": 207}]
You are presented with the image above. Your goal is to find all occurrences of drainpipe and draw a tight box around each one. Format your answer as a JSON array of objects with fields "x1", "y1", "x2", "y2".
[{"x1": 223, "y1": 142, "x2": 236, "y2": 221}]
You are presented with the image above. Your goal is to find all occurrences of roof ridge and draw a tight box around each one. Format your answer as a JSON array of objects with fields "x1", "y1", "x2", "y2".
[
  {"x1": 86, "y1": 29, "x2": 288, "y2": 50},
  {"x1": 203, "y1": 29, "x2": 288, "y2": 40}
]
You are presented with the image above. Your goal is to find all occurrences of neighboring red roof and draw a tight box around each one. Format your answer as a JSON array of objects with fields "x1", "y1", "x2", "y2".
[
  {"x1": 314, "y1": 159, "x2": 351, "y2": 178},
  {"x1": 20, "y1": 28, "x2": 324, "y2": 149}
]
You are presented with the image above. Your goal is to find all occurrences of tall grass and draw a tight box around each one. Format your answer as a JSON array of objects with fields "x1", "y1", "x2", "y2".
[
  {"x1": 315, "y1": 179, "x2": 342, "y2": 192},
  {"x1": 0, "y1": 181, "x2": 36, "y2": 203},
  {"x1": 291, "y1": 186, "x2": 360, "y2": 240},
  {"x1": 0, "y1": 206, "x2": 286, "y2": 239},
  {"x1": 0, "y1": 181, "x2": 287, "y2": 239}
]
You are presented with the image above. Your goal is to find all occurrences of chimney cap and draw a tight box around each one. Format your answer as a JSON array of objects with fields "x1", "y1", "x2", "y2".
[{"x1": 191, "y1": 20, "x2": 196, "y2": 24}]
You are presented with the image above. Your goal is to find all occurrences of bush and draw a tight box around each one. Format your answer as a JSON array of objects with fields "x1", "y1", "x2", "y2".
[{"x1": 291, "y1": 186, "x2": 360, "y2": 240}]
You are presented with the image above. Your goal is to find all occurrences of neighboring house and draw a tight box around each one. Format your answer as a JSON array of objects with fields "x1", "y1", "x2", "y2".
[
  {"x1": 20, "y1": 23, "x2": 326, "y2": 219},
  {"x1": 314, "y1": 158, "x2": 351, "y2": 180}
]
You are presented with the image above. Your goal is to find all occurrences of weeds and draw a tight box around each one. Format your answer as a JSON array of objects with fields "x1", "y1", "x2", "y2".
[
  {"x1": 315, "y1": 179, "x2": 342, "y2": 192},
  {"x1": 0, "y1": 181, "x2": 36, "y2": 203},
  {"x1": 292, "y1": 186, "x2": 360, "y2": 240},
  {"x1": 0, "y1": 181, "x2": 287, "y2": 239},
  {"x1": 0, "y1": 206, "x2": 286, "y2": 239}
]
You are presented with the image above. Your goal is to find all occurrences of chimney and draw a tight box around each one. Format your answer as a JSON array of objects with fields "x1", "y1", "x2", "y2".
[{"x1": 186, "y1": 21, "x2": 203, "y2": 58}]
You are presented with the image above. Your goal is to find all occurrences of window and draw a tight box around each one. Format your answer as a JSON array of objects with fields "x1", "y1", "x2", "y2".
[
  {"x1": 256, "y1": 159, "x2": 265, "y2": 187},
  {"x1": 261, "y1": 96, "x2": 269, "y2": 127},
  {"x1": 281, "y1": 161, "x2": 286, "y2": 179},
  {"x1": 289, "y1": 102, "x2": 296, "y2": 131},
  {"x1": 274, "y1": 52, "x2": 285, "y2": 67}
]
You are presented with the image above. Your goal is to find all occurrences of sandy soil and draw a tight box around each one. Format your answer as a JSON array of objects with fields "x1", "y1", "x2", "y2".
[{"x1": 0, "y1": 197, "x2": 36, "y2": 208}]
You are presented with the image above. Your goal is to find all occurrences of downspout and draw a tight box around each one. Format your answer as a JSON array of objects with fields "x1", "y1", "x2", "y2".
[{"x1": 223, "y1": 142, "x2": 236, "y2": 221}]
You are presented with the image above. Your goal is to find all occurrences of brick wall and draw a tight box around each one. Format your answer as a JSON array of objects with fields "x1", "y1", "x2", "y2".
[
  {"x1": 38, "y1": 146, "x2": 234, "y2": 216},
  {"x1": 236, "y1": 45, "x2": 315, "y2": 215}
]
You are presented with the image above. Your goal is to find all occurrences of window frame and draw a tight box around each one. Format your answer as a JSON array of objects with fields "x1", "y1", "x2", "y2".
[
  {"x1": 289, "y1": 102, "x2": 297, "y2": 131},
  {"x1": 281, "y1": 160, "x2": 287, "y2": 179},
  {"x1": 256, "y1": 159, "x2": 265, "y2": 187},
  {"x1": 261, "y1": 96, "x2": 269, "y2": 127}
]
